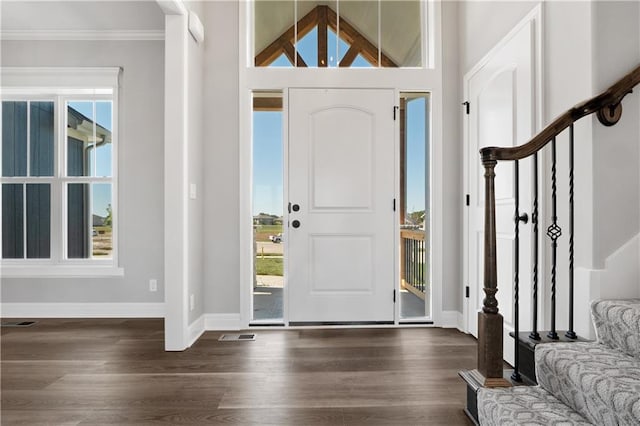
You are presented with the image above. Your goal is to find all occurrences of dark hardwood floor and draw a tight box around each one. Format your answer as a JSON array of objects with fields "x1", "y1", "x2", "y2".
[{"x1": 1, "y1": 319, "x2": 476, "y2": 425}]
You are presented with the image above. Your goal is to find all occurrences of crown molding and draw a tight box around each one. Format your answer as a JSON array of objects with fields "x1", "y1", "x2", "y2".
[{"x1": 0, "y1": 30, "x2": 164, "y2": 41}]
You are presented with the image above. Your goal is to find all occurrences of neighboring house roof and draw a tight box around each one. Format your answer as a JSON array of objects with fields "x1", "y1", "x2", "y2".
[
  {"x1": 254, "y1": 213, "x2": 278, "y2": 220},
  {"x1": 93, "y1": 214, "x2": 105, "y2": 227},
  {"x1": 67, "y1": 107, "x2": 112, "y2": 147}
]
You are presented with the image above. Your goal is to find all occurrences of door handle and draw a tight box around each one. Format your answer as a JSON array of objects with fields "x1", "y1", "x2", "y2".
[
  {"x1": 292, "y1": 204, "x2": 300, "y2": 212},
  {"x1": 291, "y1": 220, "x2": 301, "y2": 229},
  {"x1": 516, "y1": 213, "x2": 529, "y2": 224}
]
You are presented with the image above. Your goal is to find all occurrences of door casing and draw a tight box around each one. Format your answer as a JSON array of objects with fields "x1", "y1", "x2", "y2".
[{"x1": 463, "y1": 5, "x2": 543, "y2": 362}]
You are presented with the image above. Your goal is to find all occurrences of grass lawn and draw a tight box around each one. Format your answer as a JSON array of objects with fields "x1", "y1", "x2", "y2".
[
  {"x1": 255, "y1": 257, "x2": 283, "y2": 276},
  {"x1": 255, "y1": 224, "x2": 283, "y2": 242}
]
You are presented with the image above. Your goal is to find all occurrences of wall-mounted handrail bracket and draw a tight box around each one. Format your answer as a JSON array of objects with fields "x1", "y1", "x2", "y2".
[{"x1": 597, "y1": 102, "x2": 623, "y2": 127}]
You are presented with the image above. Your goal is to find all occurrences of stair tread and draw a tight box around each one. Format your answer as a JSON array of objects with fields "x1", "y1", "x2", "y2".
[
  {"x1": 536, "y1": 341, "x2": 640, "y2": 425},
  {"x1": 478, "y1": 385, "x2": 590, "y2": 426}
]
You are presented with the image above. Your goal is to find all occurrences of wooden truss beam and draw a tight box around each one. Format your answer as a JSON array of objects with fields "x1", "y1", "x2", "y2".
[
  {"x1": 254, "y1": 5, "x2": 397, "y2": 68},
  {"x1": 253, "y1": 97, "x2": 283, "y2": 111}
]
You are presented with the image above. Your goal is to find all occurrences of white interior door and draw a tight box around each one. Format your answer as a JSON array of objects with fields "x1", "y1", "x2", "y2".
[
  {"x1": 288, "y1": 88, "x2": 395, "y2": 324},
  {"x1": 465, "y1": 20, "x2": 536, "y2": 364}
]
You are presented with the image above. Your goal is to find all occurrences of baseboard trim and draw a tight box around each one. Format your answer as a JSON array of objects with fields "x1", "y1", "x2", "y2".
[
  {"x1": 204, "y1": 313, "x2": 242, "y2": 330},
  {"x1": 441, "y1": 310, "x2": 465, "y2": 331},
  {"x1": 187, "y1": 315, "x2": 205, "y2": 347},
  {"x1": 0, "y1": 303, "x2": 165, "y2": 318}
]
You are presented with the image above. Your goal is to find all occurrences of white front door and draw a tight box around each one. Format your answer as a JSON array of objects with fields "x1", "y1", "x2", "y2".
[
  {"x1": 288, "y1": 89, "x2": 396, "y2": 324},
  {"x1": 465, "y1": 19, "x2": 537, "y2": 363}
]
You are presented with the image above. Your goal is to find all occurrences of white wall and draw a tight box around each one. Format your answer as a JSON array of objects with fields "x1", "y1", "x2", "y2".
[
  {"x1": 442, "y1": 0, "x2": 463, "y2": 312},
  {"x1": 591, "y1": 1, "x2": 640, "y2": 268},
  {"x1": 186, "y1": 2, "x2": 206, "y2": 326},
  {"x1": 163, "y1": 2, "x2": 207, "y2": 348},
  {"x1": 0, "y1": 40, "x2": 165, "y2": 306},
  {"x1": 202, "y1": 1, "x2": 241, "y2": 316}
]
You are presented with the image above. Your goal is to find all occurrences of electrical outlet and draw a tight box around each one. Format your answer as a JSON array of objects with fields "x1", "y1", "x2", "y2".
[
  {"x1": 190, "y1": 294, "x2": 195, "y2": 311},
  {"x1": 149, "y1": 279, "x2": 157, "y2": 292}
]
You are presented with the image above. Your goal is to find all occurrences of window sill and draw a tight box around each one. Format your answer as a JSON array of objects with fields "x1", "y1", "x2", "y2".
[{"x1": 0, "y1": 265, "x2": 125, "y2": 278}]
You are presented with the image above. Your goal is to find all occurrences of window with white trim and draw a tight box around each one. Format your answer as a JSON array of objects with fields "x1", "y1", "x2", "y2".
[{"x1": 1, "y1": 68, "x2": 119, "y2": 273}]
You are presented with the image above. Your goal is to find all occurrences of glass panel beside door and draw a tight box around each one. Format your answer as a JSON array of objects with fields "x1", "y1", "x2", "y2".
[
  {"x1": 399, "y1": 92, "x2": 431, "y2": 321},
  {"x1": 251, "y1": 91, "x2": 284, "y2": 323}
]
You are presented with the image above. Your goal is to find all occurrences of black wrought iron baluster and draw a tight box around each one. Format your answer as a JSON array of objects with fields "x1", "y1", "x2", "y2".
[
  {"x1": 408, "y1": 239, "x2": 412, "y2": 287},
  {"x1": 421, "y1": 239, "x2": 425, "y2": 291},
  {"x1": 414, "y1": 238, "x2": 418, "y2": 289},
  {"x1": 512, "y1": 160, "x2": 522, "y2": 382},
  {"x1": 413, "y1": 239, "x2": 417, "y2": 287},
  {"x1": 418, "y1": 239, "x2": 422, "y2": 291},
  {"x1": 530, "y1": 153, "x2": 540, "y2": 340},
  {"x1": 566, "y1": 124, "x2": 577, "y2": 339},
  {"x1": 406, "y1": 238, "x2": 410, "y2": 286},
  {"x1": 547, "y1": 138, "x2": 561, "y2": 340}
]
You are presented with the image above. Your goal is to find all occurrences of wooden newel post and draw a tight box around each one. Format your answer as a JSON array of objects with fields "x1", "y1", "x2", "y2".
[{"x1": 477, "y1": 153, "x2": 510, "y2": 387}]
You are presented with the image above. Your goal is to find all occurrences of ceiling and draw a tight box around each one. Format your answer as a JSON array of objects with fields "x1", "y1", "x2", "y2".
[
  {"x1": 254, "y1": 0, "x2": 423, "y2": 67},
  {"x1": 1, "y1": 1, "x2": 165, "y2": 32}
]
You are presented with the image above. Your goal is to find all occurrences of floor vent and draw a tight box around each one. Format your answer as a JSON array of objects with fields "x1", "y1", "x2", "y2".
[
  {"x1": 218, "y1": 333, "x2": 256, "y2": 341},
  {"x1": 1, "y1": 321, "x2": 36, "y2": 327}
]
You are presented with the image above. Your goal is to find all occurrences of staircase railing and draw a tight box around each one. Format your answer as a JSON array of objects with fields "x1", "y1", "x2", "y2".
[{"x1": 475, "y1": 63, "x2": 640, "y2": 387}]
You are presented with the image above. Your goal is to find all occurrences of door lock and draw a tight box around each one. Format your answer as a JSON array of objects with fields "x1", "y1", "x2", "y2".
[
  {"x1": 291, "y1": 220, "x2": 301, "y2": 228},
  {"x1": 292, "y1": 204, "x2": 300, "y2": 212}
]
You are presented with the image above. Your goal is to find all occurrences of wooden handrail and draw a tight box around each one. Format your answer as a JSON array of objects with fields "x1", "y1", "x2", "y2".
[
  {"x1": 400, "y1": 229, "x2": 425, "y2": 241},
  {"x1": 481, "y1": 64, "x2": 640, "y2": 163}
]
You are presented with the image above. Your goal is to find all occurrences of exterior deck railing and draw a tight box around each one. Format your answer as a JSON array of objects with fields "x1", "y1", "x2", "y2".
[{"x1": 400, "y1": 228, "x2": 426, "y2": 300}]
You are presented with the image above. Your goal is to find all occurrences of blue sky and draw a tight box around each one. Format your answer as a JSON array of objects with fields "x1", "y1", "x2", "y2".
[{"x1": 68, "y1": 101, "x2": 112, "y2": 219}]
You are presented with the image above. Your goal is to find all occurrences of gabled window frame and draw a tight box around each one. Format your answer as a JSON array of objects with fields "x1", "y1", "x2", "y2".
[
  {"x1": 0, "y1": 67, "x2": 123, "y2": 277},
  {"x1": 251, "y1": 0, "x2": 435, "y2": 69},
  {"x1": 255, "y1": 4, "x2": 397, "y2": 68}
]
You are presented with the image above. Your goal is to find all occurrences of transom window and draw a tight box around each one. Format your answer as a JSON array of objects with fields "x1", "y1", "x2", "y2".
[
  {"x1": 253, "y1": 0, "x2": 427, "y2": 68},
  {"x1": 1, "y1": 67, "x2": 119, "y2": 274}
]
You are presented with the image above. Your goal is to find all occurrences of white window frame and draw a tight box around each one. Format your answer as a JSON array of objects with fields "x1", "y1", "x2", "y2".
[
  {"x1": 248, "y1": 0, "x2": 436, "y2": 69},
  {"x1": 0, "y1": 67, "x2": 123, "y2": 277}
]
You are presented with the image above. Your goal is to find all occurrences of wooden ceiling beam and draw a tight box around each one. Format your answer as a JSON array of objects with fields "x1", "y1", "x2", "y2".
[
  {"x1": 296, "y1": 6, "x2": 318, "y2": 40},
  {"x1": 255, "y1": 4, "x2": 397, "y2": 68},
  {"x1": 255, "y1": 36, "x2": 287, "y2": 67},
  {"x1": 255, "y1": 6, "x2": 318, "y2": 67},
  {"x1": 317, "y1": 5, "x2": 328, "y2": 67},
  {"x1": 339, "y1": 43, "x2": 361, "y2": 67},
  {"x1": 282, "y1": 40, "x2": 307, "y2": 67},
  {"x1": 253, "y1": 97, "x2": 283, "y2": 111},
  {"x1": 326, "y1": 7, "x2": 397, "y2": 68}
]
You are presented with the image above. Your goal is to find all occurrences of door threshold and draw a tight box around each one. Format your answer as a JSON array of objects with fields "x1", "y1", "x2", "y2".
[
  {"x1": 289, "y1": 321, "x2": 394, "y2": 326},
  {"x1": 249, "y1": 322, "x2": 285, "y2": 327}
]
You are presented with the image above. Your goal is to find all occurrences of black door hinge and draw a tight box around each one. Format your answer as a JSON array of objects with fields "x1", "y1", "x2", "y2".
[
  {"x1": 393, "y1": 106, "x2": 399, "y2": 121},
  {"x1": 393, "y1": 289, "x2": 396, "y2": 303},
  {"x1": 462, "y1": 101, "x2": 470, "y2": 115},
  {"x1": 466, "y1": 194, "x2": 470, "y2": 206},
  {"x1": 465, "y1": 286, "x2": 470, "y2": 298},
  {"x1": 288, "y1": 202, "x2": 292, "y2": 213},
  {"x1": 393, "y1": 198, "x2": 396, "y2": 211}
]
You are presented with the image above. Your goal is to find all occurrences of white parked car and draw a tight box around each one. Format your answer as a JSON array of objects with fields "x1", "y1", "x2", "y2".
[{"x1": 269, "y1": 233, "x2": 282, "y2": 243}]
